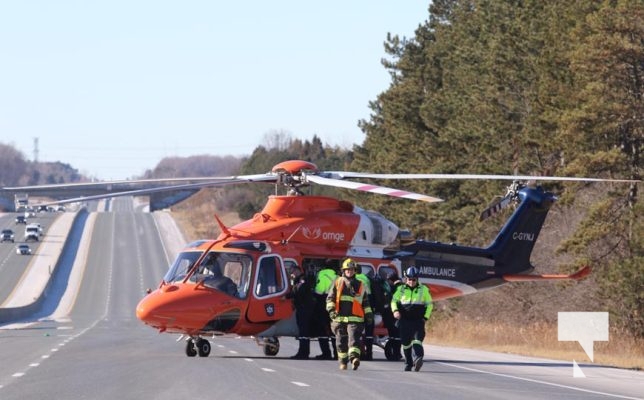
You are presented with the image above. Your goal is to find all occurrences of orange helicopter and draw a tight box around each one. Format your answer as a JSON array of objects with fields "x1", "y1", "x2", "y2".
[{"x1": 8, "y1": 160, "x2": 637, "y2": 359}]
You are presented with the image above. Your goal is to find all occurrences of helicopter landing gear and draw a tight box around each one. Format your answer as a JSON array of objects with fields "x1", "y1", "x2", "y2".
[
  {"x1": 185, "y1": 339, "x2": 197, "y2": 357},
  {"x1": 374, "y1": 336, "x2": 402, "y2": 361},
  {"x1": 185, "y1": 337, "x2": 211, "y2": 357},
  {"x1": 262, "y1": 337, "x2": 280, "y2": 356},
  {"x1": 384, "y1": 339, "x2": 399, "y2": 361}
]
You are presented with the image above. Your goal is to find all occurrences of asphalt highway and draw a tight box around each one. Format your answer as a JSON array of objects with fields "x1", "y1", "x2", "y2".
[
  {"x1": 0, "y1": 212, "x2": 60, "y2": 305},
  {"x1": 0, "y1": 198, "x2": 641, "y2": 400}
]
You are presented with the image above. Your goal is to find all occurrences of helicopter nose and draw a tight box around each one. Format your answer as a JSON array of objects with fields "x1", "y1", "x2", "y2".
[
  {"x1": 135, "y1": 298, "x2": 154, "y2": 323},
  {"x1": 135, "y1": 284, "x2": 239, "y2": 333},
  {"x1": 135, "y1": 285, "x2": 182, "y2": 330}
]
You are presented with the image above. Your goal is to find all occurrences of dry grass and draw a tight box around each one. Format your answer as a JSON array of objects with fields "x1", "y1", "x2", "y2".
[
  {"x1": 171, "y1": 189, "x2": 242, "y2": 241},
  {"x1": 428, "y1": 317, "x2": 644, "y2": 370}
]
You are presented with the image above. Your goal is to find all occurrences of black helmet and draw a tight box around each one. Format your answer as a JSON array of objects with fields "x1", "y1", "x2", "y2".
[
  {"x1": 404, "y1": 266, "x2": 419, "y2": 279},
  {"x1": 387, "y1": 271, "x2": 400, "y2": 282}
]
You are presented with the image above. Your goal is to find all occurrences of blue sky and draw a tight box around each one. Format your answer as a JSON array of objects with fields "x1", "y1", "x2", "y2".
[{"x1": 0, "y1": 1, "x2": 429, "y2": 180}]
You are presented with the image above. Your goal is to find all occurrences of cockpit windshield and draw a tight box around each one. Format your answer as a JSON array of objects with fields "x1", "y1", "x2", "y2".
[
  {"x1": 164, "y1": 250, "x2": 203, "y2": 283},
  {"x1": 189, "y1": 251, "x2": 253, "y2": 299}
]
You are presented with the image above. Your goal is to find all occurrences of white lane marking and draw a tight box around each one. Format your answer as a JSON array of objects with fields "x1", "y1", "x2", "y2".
[
  {"x1": 12, "y1": 373, "x2": 24, "y2": 378},
  {"x1": 29, "y1": 363, "x2": 39, "y2": 367},
  {"x1": 291, "y1": 382, "x2": 310, "y2": 387},
  {"x1": 244, "y1": 358, "x2": 254, "y2": 362},
  {"x1": 261, "y1": 368, "x2": 275, "y2": 372},
  {"x1": 228, "y1": 350, "x2": 238, "y2": 354},
  {"x1": 436, "y1": 361, "x2": 641, "y2": 400},
  {"x1": 41, "y1": 355, "x2": 49, "y2": 359}
]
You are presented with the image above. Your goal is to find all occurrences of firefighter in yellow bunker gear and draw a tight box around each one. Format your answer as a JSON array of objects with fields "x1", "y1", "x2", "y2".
[{"x1": 326, "y1": 258, "x2": 373, "y2": 371}]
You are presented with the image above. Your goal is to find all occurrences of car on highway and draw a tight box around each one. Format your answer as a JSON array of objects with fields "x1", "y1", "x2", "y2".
[
  {"x1": 24, "y1": 226, "x2": 40, "y2": 242},
  {"x1": 16, "y1": 244, "x2": 32, "y2": 255},
  {"x1": 1, "y1": 229, "x2": 15, "y2": 243},
  {"x1": 15, "y1": 215, "x2": 27, "y2": 224}
]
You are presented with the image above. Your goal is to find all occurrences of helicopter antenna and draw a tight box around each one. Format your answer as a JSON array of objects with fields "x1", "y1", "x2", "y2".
[
  {"x1": 282, "y1": 225, "x2": 303, "y2": 244},
  {"x1": 213, "y1": 214, "x2": 231, "y2": 236}
]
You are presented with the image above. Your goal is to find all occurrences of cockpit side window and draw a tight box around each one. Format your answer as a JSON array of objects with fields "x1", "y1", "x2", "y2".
[
  {"x1": 189, "y1": 252, "x2": 252, "y2": 298},
  {"x1": 255, "y1": 256, "x2": 286, "y2": 297},
  {"x1": 164, "y1": 251, "x2": 203, "y2": 283}
]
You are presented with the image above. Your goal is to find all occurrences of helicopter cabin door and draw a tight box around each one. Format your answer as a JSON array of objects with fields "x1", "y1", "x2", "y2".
[{"x1": 246, "y1": 255, "x2": 292, "y2": 323}]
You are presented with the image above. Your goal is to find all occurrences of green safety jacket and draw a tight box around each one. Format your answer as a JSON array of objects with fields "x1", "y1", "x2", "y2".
[
  {"x1": 314, "y1": 268, "x2": 337, "y2": 295},
  {"x1": 391, "y1": 284, "x2": 433, "y2": 320}
]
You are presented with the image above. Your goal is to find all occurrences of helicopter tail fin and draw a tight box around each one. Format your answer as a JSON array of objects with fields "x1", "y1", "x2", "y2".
[
  {"x1": 502, "y1": 265, "x2": 591, "y2": 282},
  {"x1": 487, "y1": 186, "x2": 555, "y2": 274}
]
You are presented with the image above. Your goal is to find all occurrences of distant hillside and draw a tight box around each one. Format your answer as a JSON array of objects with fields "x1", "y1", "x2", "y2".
[{"x1": 0, "y1": 142, "x2": 88, "y2": 187}]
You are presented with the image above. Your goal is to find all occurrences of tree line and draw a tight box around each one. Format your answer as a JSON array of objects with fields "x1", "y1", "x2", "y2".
[{"x1": 356, "y1": 1, "x2": 641, "y2": 337}]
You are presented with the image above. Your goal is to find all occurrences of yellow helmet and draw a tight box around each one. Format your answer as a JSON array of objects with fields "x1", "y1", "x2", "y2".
[{"x1": 341, "y1": 258, "x2": 357, "y2": 270}]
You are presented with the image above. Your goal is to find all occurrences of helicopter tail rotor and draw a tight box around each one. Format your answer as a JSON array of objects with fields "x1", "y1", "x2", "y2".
[{"x1": 479, "y1": 182, "x2": 523, "y2": 221}]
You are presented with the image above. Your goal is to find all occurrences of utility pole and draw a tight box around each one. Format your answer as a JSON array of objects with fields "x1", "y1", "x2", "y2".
[{"x1": 33, "y1": 137, "x2": 39, "y2": 162}]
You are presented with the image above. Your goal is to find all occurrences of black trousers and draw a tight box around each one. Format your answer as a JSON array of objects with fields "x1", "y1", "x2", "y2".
[{"x1": 399, "y1": 318, "x2": 425, "y2": 366}]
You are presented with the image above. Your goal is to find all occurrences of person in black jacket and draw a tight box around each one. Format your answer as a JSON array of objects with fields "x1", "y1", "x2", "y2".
[
  {"x1": 287, "y1": 265, "x2": 316, "y2": 359},
  {"x1": 372, "y1": 272, "x2": 402, "y2": 361}
]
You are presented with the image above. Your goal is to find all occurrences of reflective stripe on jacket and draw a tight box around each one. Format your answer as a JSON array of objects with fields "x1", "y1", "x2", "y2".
[
  {"x1": 326, "y1": 276, "x2": 373, "y2": 323},
  {"x1": 391, "y1": 284, "x2": 433, "y2": 320}
]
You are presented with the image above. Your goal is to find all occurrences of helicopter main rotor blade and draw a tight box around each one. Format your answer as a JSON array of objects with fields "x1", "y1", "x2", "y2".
[
  {"x1": 306, "y1": 175, "x2": 443, "y2": 203},
  {"x1": 2, "y1": 174, "x2": 274, "y2": 191},
  {"x1": 321, "y1": 172, "x2": 640, "y2": 183},
  {"x1": 30, "y1": 175, "x2": 277, "y2": 206}
]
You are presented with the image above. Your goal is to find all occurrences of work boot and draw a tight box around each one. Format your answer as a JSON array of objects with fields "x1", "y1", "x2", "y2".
[
  {"x1": 318, "y1": 337, "x2": 332, "y2": 359},
  {"x1": 363, "y1": 337, "x2": 373, "y2": 361},
  {"x1": 413, "y1": 357, "x2": 424, "y2": 372},
  {"x1": 404, "y1": 365, "x2": 412, "y2": 372},
  {"x1": 351, "y1": 358, "x2": 360, "y2": 370},
  {"x1": 290, "y1": 339, "x2": 309, "y2": 359},
  {"x1": 392, "y1": 339, "x2": 402, "y2": 361},
  {"x1": 403, "y1": 347, "x2": 413, "y2": 365},
  {"x1": 339, "y1": 357, "x2": 349, "y2": 370}
]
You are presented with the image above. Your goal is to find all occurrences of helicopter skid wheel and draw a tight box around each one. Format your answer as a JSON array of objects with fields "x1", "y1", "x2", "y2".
[
  {"x1": 196, "y1": 338, "x2": 211, "y2": 357},
  {"x1": 185, "y1": 338, "x2": 197, "y2": 357},
  {"x1": 384, "y1": 339, "x2": 399, "y2": 361},
  {"x1": 262, "y1": 337, "x2": 280, "y2": 356}
]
